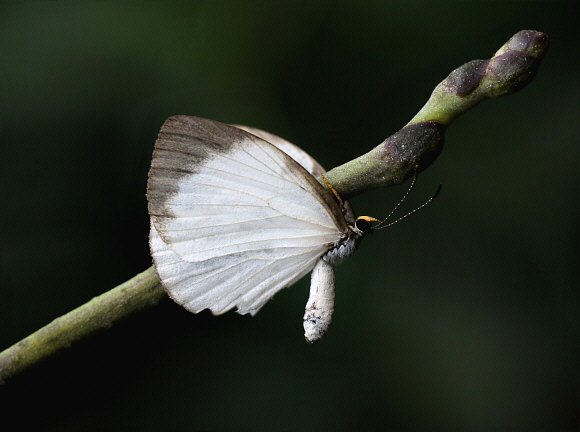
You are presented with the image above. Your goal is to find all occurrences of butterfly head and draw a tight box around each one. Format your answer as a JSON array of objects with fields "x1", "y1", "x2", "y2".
[{"x1": 352, "y1": 216, "x2": 380, "y2": 236}]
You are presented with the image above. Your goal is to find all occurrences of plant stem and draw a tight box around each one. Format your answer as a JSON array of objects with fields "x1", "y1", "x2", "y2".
[
  {"x1": 0, "y1": 30, "x2": 549, "y2": 383},
  {"x1": 0, "y1": 267, "x2": 165, "y2": 383},
  {"x1": 323, "y1": 30, "x2": 549, "y2": 200}
]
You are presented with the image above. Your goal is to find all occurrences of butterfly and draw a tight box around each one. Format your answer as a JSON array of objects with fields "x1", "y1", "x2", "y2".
[{"x1": 147, "y1": 116, "x2": 438, "y2": 342}]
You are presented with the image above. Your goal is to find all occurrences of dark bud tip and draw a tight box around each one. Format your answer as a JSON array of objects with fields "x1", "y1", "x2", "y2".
[
  {"x1": 485, "y1": 30, "x2": 549, "y2": 97},
  {"x1": 486, "y1": 52, "x2": 540, "y2": 96},
  {"x1": 504, "y1": 30, "x2": 549, "y2": 60},
  {"x1": 443, "y1": 31, "x2": 549, "y2": 99}
]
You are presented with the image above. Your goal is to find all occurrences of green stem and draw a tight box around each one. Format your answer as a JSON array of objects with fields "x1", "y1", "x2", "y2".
[
  {"x1": 0, "y1": 267, "x2": 165, "y2": 383},
  {"x1": 322, "y1": 30, "x2": 549, "y2": 200},
  {"x1": 0, "y1": 30, "x2": 549, "y2": 383}
]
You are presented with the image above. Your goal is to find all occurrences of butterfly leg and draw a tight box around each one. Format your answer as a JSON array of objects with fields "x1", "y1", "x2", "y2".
[{"x1": 320, "y1": 174, "x2": 346, "y2": 215}]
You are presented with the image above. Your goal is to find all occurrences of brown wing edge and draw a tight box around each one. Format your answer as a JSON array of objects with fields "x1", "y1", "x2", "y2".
[{"x1": 147, "y1": 115, "x2": 348, "y2": 236}]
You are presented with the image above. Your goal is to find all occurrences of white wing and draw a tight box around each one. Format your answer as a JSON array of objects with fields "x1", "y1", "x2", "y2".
[
  {"x1": 232, "y1": 124, "x2": 356, "y2": 225},
  {"x1": 148, "y1": 116, "x2": 347, "y2": 315},
  {"x1": 232, "y1": 125, "x2": 326, "y2": 179}
]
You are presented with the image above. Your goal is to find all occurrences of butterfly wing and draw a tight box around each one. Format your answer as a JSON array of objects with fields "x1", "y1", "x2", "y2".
[
  {"x1": 232, "y1": 124, "x2": 327, "y2": 179},
  {"x1": 148, "y1": 116, "x2": 347, "y2": 315},
  {"x1": 150, "y1": 222, "x2": 322, "y2": 315},
  {"x1": 233, "y1": 124, "x2": 358, "y2": 226}
]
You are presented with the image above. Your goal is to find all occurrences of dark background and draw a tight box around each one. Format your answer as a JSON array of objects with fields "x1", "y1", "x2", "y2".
[{"x1": 1, "y1": 2, "x2": 578, "y2": 430}]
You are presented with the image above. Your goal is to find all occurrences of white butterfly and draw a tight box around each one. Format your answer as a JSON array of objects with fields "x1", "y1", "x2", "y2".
[{"x1": 148, "y1": 116, "x2": 377, "y2": 342}]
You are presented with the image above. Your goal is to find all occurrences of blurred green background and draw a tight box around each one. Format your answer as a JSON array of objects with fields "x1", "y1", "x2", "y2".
[{"x1": 1, "y1": 1, "x2": 578, "y2": 430}]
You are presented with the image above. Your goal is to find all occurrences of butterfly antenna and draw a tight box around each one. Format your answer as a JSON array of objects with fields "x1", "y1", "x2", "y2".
[
  {"x1": 373, "y1": 170, "x2": 419, "y2": 229},
  {"x1": 375, "y1": 183, "x2": 442, "y2": 230}
]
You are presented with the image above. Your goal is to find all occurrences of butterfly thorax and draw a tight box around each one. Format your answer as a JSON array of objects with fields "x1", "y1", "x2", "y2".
[
  {"x1": 322, "y1": 227, "x2": 362, "y2": 266},
  {"x1": 322, "y1": 214, "x2": 378, "y2": 265}
]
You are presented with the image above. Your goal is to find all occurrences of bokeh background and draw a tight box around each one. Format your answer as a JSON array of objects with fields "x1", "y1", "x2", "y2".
[{"x1": 1, "y1": 2, "x2": 578, "y2": 430}]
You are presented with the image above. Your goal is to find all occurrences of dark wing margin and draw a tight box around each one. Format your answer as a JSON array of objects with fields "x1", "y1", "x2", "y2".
[{"x1": 147, "y1": 115, "x2": 347, "y2": 233}]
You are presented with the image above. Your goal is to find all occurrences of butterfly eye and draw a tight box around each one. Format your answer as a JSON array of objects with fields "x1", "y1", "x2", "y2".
[{"x1": 355, "y1": 217, "x2": 374, "y2": 235}]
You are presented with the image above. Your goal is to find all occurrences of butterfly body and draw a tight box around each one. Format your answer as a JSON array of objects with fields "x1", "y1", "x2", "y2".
[{"x1": 148, "y1": 115, "x2": 368, "y2": 341}]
